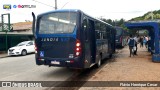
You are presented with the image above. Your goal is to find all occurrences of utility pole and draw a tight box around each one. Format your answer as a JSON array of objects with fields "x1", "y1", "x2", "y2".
[{"x1": 55, "y1": 0, "x2": 57, "y2": 10}]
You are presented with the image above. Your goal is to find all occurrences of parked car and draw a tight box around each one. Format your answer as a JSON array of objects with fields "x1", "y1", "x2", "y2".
[{"x1": 8, "y1": 41, "x2": 35, "y2": 56}]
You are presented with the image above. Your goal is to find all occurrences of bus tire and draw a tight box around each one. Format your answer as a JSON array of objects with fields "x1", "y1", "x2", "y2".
[
  {"x1": 96, "y1": 55, "x2": 102, "y2": 68},
  {"x1": 109, "y1": 54, "x2": 112, "y2": 58}
]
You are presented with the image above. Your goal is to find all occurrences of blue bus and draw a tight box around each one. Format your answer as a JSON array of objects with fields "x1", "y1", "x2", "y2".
[
  {"x1": 32, "y1": 9, "x2": 116, "y2": 69},
  {"x1": 115, "y1": 27, "x2": 128, "y2": 47}
]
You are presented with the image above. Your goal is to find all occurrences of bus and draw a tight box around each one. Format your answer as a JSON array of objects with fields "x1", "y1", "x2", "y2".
[
  {"x1": 32, "y1": 9, "x2": 116, "y2": 69},
  {"x1": 115, "y1": 27, "x2": 128, "y2": 47}
]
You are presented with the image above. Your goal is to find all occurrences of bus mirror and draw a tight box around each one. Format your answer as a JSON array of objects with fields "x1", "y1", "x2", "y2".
[{"x1": 32, "y1": 12, "x2": 36, "y2": 37}]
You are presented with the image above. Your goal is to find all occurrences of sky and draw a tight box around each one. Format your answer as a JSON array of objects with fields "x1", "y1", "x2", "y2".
[{"x1": 1, "y1": 0, "x2": 160, "y2": 23}]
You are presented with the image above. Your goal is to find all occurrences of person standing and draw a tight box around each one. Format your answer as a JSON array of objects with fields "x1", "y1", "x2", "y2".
[
  {"x1": 134, "y1": 35, "x2": 138, "y2": 55},
  {"x1": 128, "y1": 34, "x2": 135, "y2": 57},
  {"x1": 145, "y1": 36, "x2": 149, "y2": 48},
  {"x1": 139, "y1": 36, "x2": 143, "y2": 48},
  {"x1": 143, "y1": 36, "x2": 146, "y2": 47}
]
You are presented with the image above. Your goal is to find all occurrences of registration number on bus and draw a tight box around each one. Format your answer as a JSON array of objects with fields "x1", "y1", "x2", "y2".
[{"x1": 51, "y1": 61, "x2": 60, "y2": 65}]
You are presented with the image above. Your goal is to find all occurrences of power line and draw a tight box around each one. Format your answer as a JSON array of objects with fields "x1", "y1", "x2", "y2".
[
  {"x1": 32, "y1": 0, "x2": 68, "y2": 10},
  {"x1": 61, "y1": 2, "x2": 69, "y2": 9},
  {"x1": 32, "y1": 0, "x2": 56, "y2": 9}
]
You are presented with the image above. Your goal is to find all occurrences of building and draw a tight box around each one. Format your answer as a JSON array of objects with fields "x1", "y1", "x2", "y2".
[{"x1": 0, "y1": 22, "x2": 34, "y2": 51}]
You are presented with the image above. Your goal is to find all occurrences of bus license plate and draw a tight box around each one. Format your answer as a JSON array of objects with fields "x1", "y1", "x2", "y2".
[{"x1": 51, "y1": 61, "x2": 60, "y2": 65}]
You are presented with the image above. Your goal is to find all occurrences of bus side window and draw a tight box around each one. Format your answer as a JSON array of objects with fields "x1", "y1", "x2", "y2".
[
  {"x1": 102, "y1": 31, "x2": 107, "y2": 39},
  {"x1": 83, "y1": 18, "x2": 88, "y2": 40},
  {"x1": 101, "y1": 24, "x2": 107, "y2": 39},
  {"x1": 106, "y1": 25, "x2": 110, "y2": 39},
  {"x1": 95, "y1": 30, "x2": 100, "y2": 39},
  {"x1": 95, "y1": 22, "x2": 101, "y2": 39}
]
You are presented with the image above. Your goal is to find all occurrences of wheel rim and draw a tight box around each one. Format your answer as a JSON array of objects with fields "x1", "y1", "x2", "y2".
[
  {"x1": 98, "y1": 59, "x2": 101, "y2": 67},
  {"x1": 22, "y1": 50, "x2": 26, "y2": 55}
]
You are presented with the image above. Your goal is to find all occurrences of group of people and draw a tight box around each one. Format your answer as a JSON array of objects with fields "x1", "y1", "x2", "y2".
[
  {"x1": 139, "y1": 36, "x2": 149, "y2": 48},
  {"x1": 127, "y1": 34, "x2": 149, "y2": 57}
]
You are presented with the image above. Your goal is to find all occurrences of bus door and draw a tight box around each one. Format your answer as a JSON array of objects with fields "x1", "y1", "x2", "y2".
[
  {"x1": 107, "y1": 26, "x2": 112, "y2": 54},
  {"x1": 88, "y1": 19, "x2": 96, "y2": 63},
  {"x1": 83, "y1": 18, "x2": 95, "y2": 67}
]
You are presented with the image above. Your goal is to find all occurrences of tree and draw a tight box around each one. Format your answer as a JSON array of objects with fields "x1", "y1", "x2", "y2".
[{"x1": 102, "y1": 19, "x2": 114, "y2": 25}]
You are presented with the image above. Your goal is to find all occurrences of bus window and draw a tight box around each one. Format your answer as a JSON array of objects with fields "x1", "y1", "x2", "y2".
[
  {"x1": 95, "y1": 30, "x2": 100, "y2": 39},
  {"x1": 39, "y1": 12, "x2": 77, "y2": 34},
  {"x1": 101, "y1": 23, "x2": 106, "y2": 31},
  {"x1": 95, "y1": 22, "x2": 100, "y2": 30},
  {"x1": 106, "y1": 25, "x2": 111, "y2": 38},
  {"x1": 102, "y1": 31, "x2": 107, "y2": 39},
  {"x1": 101, "y1": 24, "x2": 107, "y2": 39},
  {"x1": 95, "y1": 22, "x2": 101, "y2": 39}
]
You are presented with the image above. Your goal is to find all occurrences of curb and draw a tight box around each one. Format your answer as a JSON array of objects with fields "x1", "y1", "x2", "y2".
[{"x1": 0, "y1": 53, "x2": 8, "y2": 59}]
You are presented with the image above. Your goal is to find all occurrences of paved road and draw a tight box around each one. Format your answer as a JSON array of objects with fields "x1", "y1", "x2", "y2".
[{"x1": 0, "y1": 54, "x2": 76, "y2": 90}]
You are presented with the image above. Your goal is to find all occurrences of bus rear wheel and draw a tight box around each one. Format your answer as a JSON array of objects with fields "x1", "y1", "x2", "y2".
[
  {"x1": 96, "y1": 56, "x2": 102, "y2": 68},
  {"x1": 109, "y1": 54, "x2": 112, "y2": 58}
]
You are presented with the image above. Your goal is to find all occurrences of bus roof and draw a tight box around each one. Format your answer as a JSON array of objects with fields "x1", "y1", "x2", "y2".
[
  {"x1": 37, "y1": 9, "x2": 81, "y2": 17},
  {"x1": 37, "y1": 9, "x2": 114, "y2": 28}
]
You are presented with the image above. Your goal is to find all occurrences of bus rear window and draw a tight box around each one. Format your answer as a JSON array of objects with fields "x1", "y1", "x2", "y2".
[{"x1": 39, "y1": 12, "x2": 77, "y2": 34}]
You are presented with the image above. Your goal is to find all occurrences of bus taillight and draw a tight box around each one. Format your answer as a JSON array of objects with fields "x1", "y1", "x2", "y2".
[
  {"x1": 75, "y1": 39, "x2": 81, "y2": 56},
  {"x1": 35, "y1": 43, "x2": 37, "y2": 53}
]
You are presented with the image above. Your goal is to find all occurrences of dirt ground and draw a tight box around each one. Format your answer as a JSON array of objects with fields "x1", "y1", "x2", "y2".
[{"x1": 79, "y1": 45, "x2": 160, "y2": 90}]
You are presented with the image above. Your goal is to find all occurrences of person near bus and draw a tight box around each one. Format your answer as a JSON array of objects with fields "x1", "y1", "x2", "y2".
[
  {"x1": 128, "y1": 34, "x2": 136, "y2": 57},
  {"x1": 143, "y1": 36, "x2": 146, "y2": 46},
  {"x1": 139, "y1": 36, "x2": 143, "y2": 48},
  {"x1": 145, "y1": 36, "x2": 149, "y2": 48},
  {"x1": 134, "y1": 35, "x2": 139, "y2": 55}
]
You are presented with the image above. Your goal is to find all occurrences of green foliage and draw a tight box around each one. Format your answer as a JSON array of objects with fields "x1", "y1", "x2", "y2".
[
  {"x1": 102, "y1": 18, "x2": 125, "y2": 26},
  {"x1": 101, "y1": 9, "x2": 160, "y2": 34},
  {"x1": 130, "y1": 9, "x2": 160, "y2": 21},
  {"x1": 101, "y1": 18, "x2": 128, "y2": 31},
  {"x1": 144, "y1": 30, "x2": 149, "y2": 35}
]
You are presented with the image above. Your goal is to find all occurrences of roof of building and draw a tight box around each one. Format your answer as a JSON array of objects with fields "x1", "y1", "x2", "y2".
[{"x1": 12, "y1": 22, "x2": 32, "y2": 31}]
